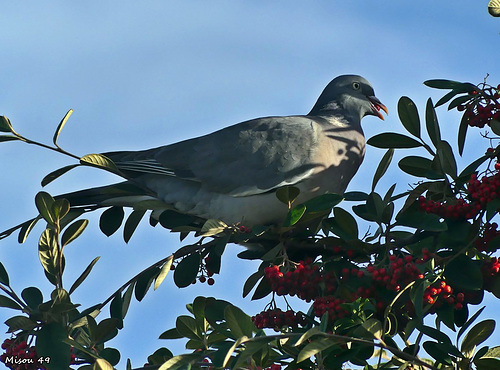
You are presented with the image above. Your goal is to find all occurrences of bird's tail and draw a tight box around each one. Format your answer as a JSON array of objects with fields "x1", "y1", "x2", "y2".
[{"x1": 0, "y1": 182, "x2": 162, "y2": 241}]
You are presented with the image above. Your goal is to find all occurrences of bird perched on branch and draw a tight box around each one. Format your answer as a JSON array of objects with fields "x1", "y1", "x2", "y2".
[{"x1": 2, "y1": 74, "x2": 386, "y2": 239}]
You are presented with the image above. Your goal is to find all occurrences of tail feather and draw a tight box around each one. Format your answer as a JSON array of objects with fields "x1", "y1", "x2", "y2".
[{"x1": 0, "y1": 181, "x2": 160, "y2": 241}]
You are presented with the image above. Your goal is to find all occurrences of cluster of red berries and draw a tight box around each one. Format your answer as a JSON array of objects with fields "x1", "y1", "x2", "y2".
[
  {"x1": 312, "y1": 296, "x2": 348, "y2": 321},
  {"x1": 252, "y1": 308, "x2": 306, "y2": 331},
  {"x1": 467, "y1": 172, "x2": 500, "y2": 207},
  {"x1": 423, "y1": 280, "x2": 465, "y2": 311},
  {"x1": 264, "y1": 259, "x2": 329, "y2": 302},
  {"x1": 0, "y1": 339, "x2": 44, "y2": 370},
  {"x1": 482, "y1": 257, "x2": 500, "y2": 278},
  {"x1": 418, "y1": 196, "x2": 480, "y2": 220},
  {"x1": 475, "y1": 223, "x2": 500, "y2": 252},
  {"x1": 459, "y1": 90, "x2": 500, "y2": 128},
  {"x1": 370, "y1": 254, "x2": 426, "y2": 292}
]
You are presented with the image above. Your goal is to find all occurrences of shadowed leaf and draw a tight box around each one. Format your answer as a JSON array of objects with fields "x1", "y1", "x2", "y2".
[
  {"x1": 398, "y1": 96, "x2": 421, "y2": 137},
  {"x1": 99, "y1": 207, "x2": 124, "y2": 237},
  {"x1": 368, "y1": 133, "x2": 423, "y2": 149},
  {"x1": 69, "y1": 256, "x2": 100, "y2": 295},
  {"x1": 372, "y1": 148, "x2": 394, "y2": 191},
  {"x1": 41, "y1": 164, "x2": 79, "y2": 187}
]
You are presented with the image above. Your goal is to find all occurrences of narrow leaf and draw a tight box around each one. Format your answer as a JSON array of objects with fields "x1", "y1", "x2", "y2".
[
  {"x1": 0, "y1": 135, "x2": 19, "y2": 142},
  {"x1": 123, "y1": 210, "x2": 145, "y2": 243},
  {"x1": 436, "y1": 140, "x2": 457, "y2": 179},
  {"x1": 200, "y1": 219, "x2": 227, "y2": 237},
  {"x1": 0, "y1": 295, "x2": 22, "y2": 310},
  {"x1": 154, "y1": 256, "x2": 173, "y2": 290},
  {"x1": 69, "y1": 256, "x2": 100, "y2": 295},
  {"x1": 425, "y1": 98, "x2": 441, "y2": 148},
  {"x1": 297, "y1": 337, "x2": 338, "y2": 363},
  {"x1": 0, "y1": 262, "x2": 9, "y2": 285},
  {"x1": 53, "y1": 109, "x2": 73, "y2": 147},
  {"x1": 61, "y1": 219, "x2": 89, "y2": 247},
  {"x1": 372, "y1": 148, "x2": 394, "y2": 191},
  {"x1": 367, "y1": 133, "x2": 423, "y2": 149},
  {"x1": 41, "y1": 164, "x2": 79, "y2": 187},
  {"x1": 18, "y1": 218, "x2": 41, "y2": 244}
]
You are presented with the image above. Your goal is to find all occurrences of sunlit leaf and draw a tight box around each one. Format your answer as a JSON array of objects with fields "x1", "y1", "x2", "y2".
[
  {"x1": 461, "y1": 320, "x2": 496, "y2": 357},
  {"x1": 297, "y1": 337, "x2": 338, "y2": 363},
  {"x1": 0, "y1": 116, "x2": 14, "y2": 132},
  {"x1": 154, "y1": 256, "x2": 173, "y2": 290},
  {"x1": 62, "y1": 219, "x2": 88, "y2": 247},
  {"x1": 283, "y1": 204, "x2": 306, "y2": 226},
  {"x1": 53, "y1": 109, "x2": 73, "y2": 147},
  {"x1": 225, "y1": 305, "x2": 255, "y2": 338},
  {"x1": 80, "y1": 153, "x2": 119, "y2": 174},
  {"x1": 200, "y1": 219, "x2": 227, "y2": 237},
  {"x1": 35, "y1": 191, "x2": 56, "y2": 225}
]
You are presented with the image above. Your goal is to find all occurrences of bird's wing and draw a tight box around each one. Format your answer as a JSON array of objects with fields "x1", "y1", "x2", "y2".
[{"x1": 105, "y1": 115, "x2": 329, "y2": 197}]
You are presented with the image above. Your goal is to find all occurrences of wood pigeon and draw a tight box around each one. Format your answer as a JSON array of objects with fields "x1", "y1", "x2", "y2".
[{"x1": 5, "y1": 75, "x2": 387, "y2": 235}]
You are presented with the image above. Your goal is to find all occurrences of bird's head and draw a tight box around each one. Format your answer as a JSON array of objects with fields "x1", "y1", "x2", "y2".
[{"x1": 309, "y1": 75, "x2": 388, "y2": 123}]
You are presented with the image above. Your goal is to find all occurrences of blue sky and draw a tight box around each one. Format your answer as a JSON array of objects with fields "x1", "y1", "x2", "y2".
[{"x1": 0, "y1": 1, "x2": 499, "y2": 368}]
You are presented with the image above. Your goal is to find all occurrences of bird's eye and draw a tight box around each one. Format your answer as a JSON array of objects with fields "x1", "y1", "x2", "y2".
[{"x1": 352, "y1": 82, "x2": 361, "y2": 90}]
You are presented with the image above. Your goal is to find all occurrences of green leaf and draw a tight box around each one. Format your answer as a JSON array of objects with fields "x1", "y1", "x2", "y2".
[
  {"x1": 0, "y1": 116, "x2": 14, "y2": 132},
  {"x1": 52, "y1": 198, "x2": 70, "y2": 221},
  {"x1": 109, "y1": 293, "x2": 123, "y2": 328},
  {"x1": 343, "y1": 191, "x2": 368, "y2": 201},
  {"x1": 284, "y1": 204, "x2": 306, "y2": 226},
  {"x1": 159, "y1": 328, "x2": 183, "y2": 340},
  {"x1": 173, "y1": 253, "x2": 201, "y2": 288},
  {"x1": 123, "y1": 210, "x2": 145, "y2": 243},
  {"x1": 423, "y1": 341, "x2": 452, "y2": 365},
  {"x1": 154, "y1": 256, "x2": 173, "y2": 290},
  {"x1": 0, "y1": 135, "x2": 19, "y2": 142},
  {"x1": 474, "y1": 357, "x2": 500, "y2": 370},
  {"x1": 461, "y1": 320, "x2": 496, "y2": 357},
  {"x1": 396, "y1": 210, "x2": 447, "y2": 231},
  {"x1": 367, "y1": 132, "x2": 423, "y2": 149},
  {"x1": 0, "y1": 262, "x2": 9, "y2": 285},
  {"x1": 41, "y1": 164, "x2": 79, "y2": 187},
  {"x1": 135, "y1": 267, "x2": 160, "y2": 301},
  {"x1": 5, "y1": 316, "x2": 37, "y2": 332},
  {"x1": 53, "y1": 109, "x2": 73, "y2": 146},
  {"x1": 294, "y1": 327, "x2": 322, "y2": 347},
  {"x1": 147, "y1": 347, "x2": 174, "y2": 365},
  {"x1": 458, "y1": 306, "x2": 485, "y2": 342},
  {"x1": 38, "y1": 228, "x2": 60, "y2": 277},
  {"x1": 80, "y1": 153, "x2": 119, "y2": 174},
  {"x1": 276, "y1": 185, "x2": 300, "y2": 206},
  {"x1": 21, "y1": 287, "x2": 43, "y2": 309},
  {"x1": 372, "y1": 148, "x2": 394, "y2": 191},
  {"x1": 458, "y1": 155, "x2": 489, "y2": 181},
  {"x1": 251, "y1": 274, "x2": 272, "y2": 300},
  {"x1": 176, "y1": 315, "x2": 201, "y2": 340},
  {"x1": 224, "y1": 305, "x2": 255, "y2": 338},
  {"x1": 297, "y1": 337, "x2": 338, "y2": 363},
  {"x1": 490, "y1": 119, "x2": 500, "y2": 136},
  {"x1": 17, "y1": 217, "x2": 41, "y2": 244},
  {"x1": 302, "y1": 193, "x2": 344, "y2": 213},
  {"x1": 35, "y1": 191, "x2": 56, "y2": 225},
  {"x1": 424, "y1": 79, "x2": 467, "y2": 90},
  {"x1": 100, "y1": 348, "x2": 121, "y2": 366},
  {"x1": 159, "y1": 210, "x2": 197, "y2": 229},
  {"x1": 200, "y1": 219, "x2": 227, "y2": 237},
  {"x1": 398, "y1": 96, "x2": 421, "y2": 137},
  {"x1": 121, "y1": 282, "x2": 135, "y2": 318},
  {"x1": 361, "y1": 318, "x2": 383, "y2": 340},
  {"x1": 158, "y1": 353, "x2": 203, "y2": 370},
  {"x1": 99, "y1": 206, "x2": 125, "y2": 237},
  {"x1": 328, "y1": 207, "x2": 358, "y2": 240},
  {"x1": 36, "y1": 322, "x2": 71, "y2": 369},
  {"x1": 435, "y1": 89, "x2": 460, "y2": 108},
  {"x1": 444, "y1": 255, "x2": 483, "y2": 291},
  {"x1": 61, "y1": 219, "x2": 88, "y2": 247},
  {"x1": 94, "y1": 318, "x2": 120, "y2": 344},
  {"x1": 449, "y1": 95, "x2": 471, "y2": 110},
  {"x1": 425, "y1": 98, "x2": 441, "y2": 148},
  {"x1": 398, "y1": 156, "x2": 441, "y2": 179},
  {"x1": 0, "y1": 295, "x2": 22, "y2": 310},
  {"x1": 436, "y1": 140, "x2": 457, "y2": 179},
  {"x1": 69, "y1": 256, "x2": 100, "y2": 295},
  {"x1": 243, "y1": 270, "x2": 264, "y2": 298}
]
